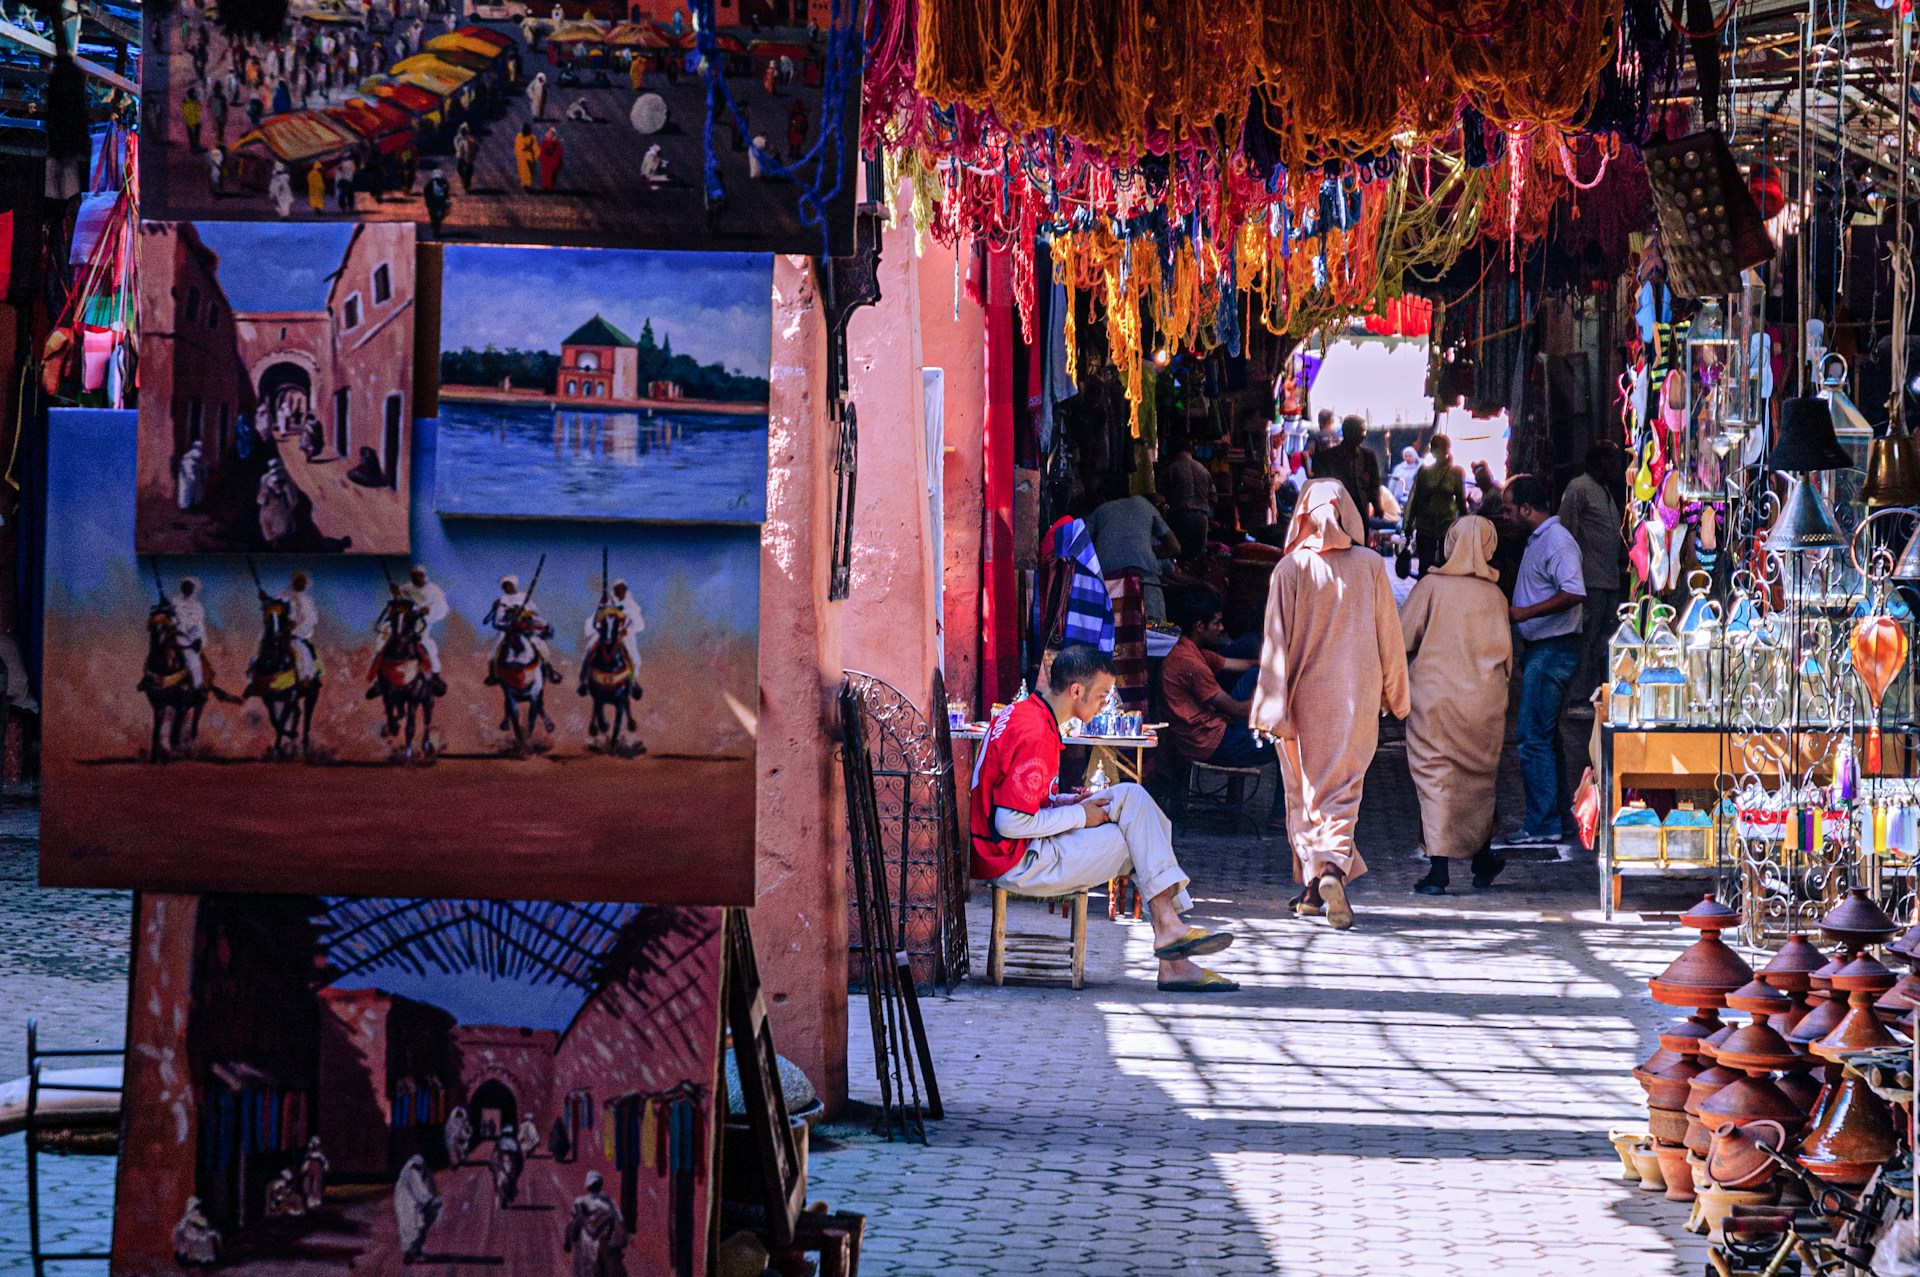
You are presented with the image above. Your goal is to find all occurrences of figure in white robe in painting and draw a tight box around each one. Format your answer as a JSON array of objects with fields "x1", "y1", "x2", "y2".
[
  {"x1": 486, "y1": 575, "x2": 556, "y2": 675},
  {"x1": 257, "y1": 458, "x2": 297, "y2": 547},
  {"x1": 582, "y1": 580, "x2": 644, "y2": 672},
  {"x1": 517, "y1": 1115, "x2": 542, "y2": 1157},
  {"x1": 444, "y1": 1106, "x2": 473, "y2": 1167},
  {"x1": 491, "y1": 1131, "x2": 524, "y2": 1208},
  {"x1": 400, "y1": 565, "x2": 448, "y2": 690},
  {"x1": 174, "y1": 441, "x2": 205, "y2": 510},
  {"x1": 393, "y1": 1154, "x2": 441, "y2": 1263},
  {"x1": 280, "y1": 571, "x2": 319, "y2": 682},
  {"x1": 300, "y1": 1135, "x2": 329, "y2": 1209},
  {"x1": 171, "y1": 579, "x2": 208, "y2": 690},
  {"x1": 563, "y1": 1172, "x2": 628, "y2": 1277},
  {"x1": 264, "y1": 1168, "x2": 304, "y2": 1217},
  {"x1": 172, "y1": 1196, "x2": 222, "y2": 1267}
]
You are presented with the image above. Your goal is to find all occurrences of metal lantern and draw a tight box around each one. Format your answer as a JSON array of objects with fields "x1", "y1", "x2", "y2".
[
  {"x1": 1679, "y1": 575, "x2": 1724, "y2": 726},
  {"x1": 1606, "y1": 602, "x2": 1648, "y2": 727},
  {"x1": 1638, "y1": 609, "x2": 1689, "y2": 724}
]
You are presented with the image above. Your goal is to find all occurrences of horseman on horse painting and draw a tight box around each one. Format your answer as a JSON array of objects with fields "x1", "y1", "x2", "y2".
[
  {"x1": 367, "y1": 583, "x2": 442, "y2": 761},
  {"x1": 578, "y1": 560, "x2": 645, "y2": 755},
  {"x1": 485, "y1": 556, "x2": 559, "y2": 755},
  {"x1": 243, "y1": 561, "x2": 322, "y2": 760},
  {"x1": 137, "y1": 595, "x2": 209, "y2": 760}
]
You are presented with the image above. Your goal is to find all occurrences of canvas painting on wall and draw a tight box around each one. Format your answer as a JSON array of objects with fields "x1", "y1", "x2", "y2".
[
  {"x1": 137, "y1": 221, "x2": 416, "y2": 556},
  {"x1": 435, "y1": 245, "x2": 770, "y2": 524},
  {"x1": 112, "y1": 893, "x2": 723, "y2": 1277},
  {"x1": 42, "y1": 410, "x2": 758, "y2": 903},
  {"x1": 138, "y1": 0, "x2": 859, "y2": 253}
]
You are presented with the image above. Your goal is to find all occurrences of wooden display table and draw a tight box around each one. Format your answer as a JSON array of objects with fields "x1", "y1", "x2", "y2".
[{"x1": 1597, "y1": 726, "x2": 1910, "y2": 918}]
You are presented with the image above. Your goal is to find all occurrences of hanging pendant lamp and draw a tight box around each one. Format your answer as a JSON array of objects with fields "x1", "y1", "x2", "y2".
[
  {"x1": 1768, "y1": 475, "x2": 1842, "y2": 552},
  {"x1": 1863, "y1": 435, "x2": 1920, "y2": 510},
  {"x1": 1892, "y1": 524, "x2": 1920, "y2": 581},
  {"x1": 1769, "y1": 397, "x2": 1853, "y2": 473}
]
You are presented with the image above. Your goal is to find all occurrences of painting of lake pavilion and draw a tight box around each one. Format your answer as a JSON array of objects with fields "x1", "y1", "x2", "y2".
[{"x1": 435, "y1": 245, "x2": 772, "y2": 524}]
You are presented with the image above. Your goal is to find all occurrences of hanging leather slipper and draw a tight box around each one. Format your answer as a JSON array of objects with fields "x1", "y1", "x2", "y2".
[
  {"x1": 1157, "y1": 968, "x2": 1241, "y2": 993},
  {"x1": 1152, "y1": 927, "x2": 1234, "y2": 960}
]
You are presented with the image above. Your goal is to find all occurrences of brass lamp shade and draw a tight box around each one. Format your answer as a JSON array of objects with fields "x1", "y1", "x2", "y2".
[
  {"x1": 1769, "y1": 397, "x2": 1853, "y2": 473},
  {"x1": 1767, "y1": 475, "x2": 1842, "y2": 552},
  {"x1": 1864, "y1": 435, "x2": 1920, "y2": 510}
]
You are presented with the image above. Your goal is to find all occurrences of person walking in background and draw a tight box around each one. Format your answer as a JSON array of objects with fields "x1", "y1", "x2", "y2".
[
  {"x1": 1557, "y1": 442, "x2": 1625, "y2": 708},
  {"x1": 1252, "y1": 479, "x2": 1410, "y2": 931},
  {"x1": 182, "y1": 87, "x2": 204, "y2": 151},
  {"x1": 207, "y1": 81, "x2": 229, "y2": 143},
  {"x1": 1502, "y1": 473, "x2": 1586, "y2": 847},
  {"x1": 1163, "y1": 443, "x2": 1213, "y2": 567},
  {"x1": 422, "y1": 165, "x2": 451, "y2": 237},
  {"x1": 1471, "y1": 459, "x2": 1504, "y2": 518},
  {"x1": 268, "y1": 161, "x2": 294, "y2": 217},
  {"x1": 514, "y1": 122, "x2": 538, "y2": 190},
  {"x1": 528, "y1": 70, "x2": 548, "y2": 119},
  {"x1": 1403, "y1": 434, "x2": 1467, "y2": 576},
  {"x1": 307, "y1": 160, "x2": 327, "y2": 213},
  {"x1": 1314, "y1": 415, "x2": 1379, "y2": 523},
  {"x1": 453, "y1": 121, "x2": 478, "y2": 191},
  {"x1": 1388, "y1": 446, "x2": 1421, "y2": 504},
  {"x1": 1402, "y1": 516, "x2": 1513, "y2": 895},
  {"x1": 333, "y1": 153, "x2": 356, "y2": 211},
  {"x1": 1085, "y1": 477, "x2": 1181, "y2": 621},
  {"x1": 538, "y1": 127, "x2": 564, "y2": 191}
]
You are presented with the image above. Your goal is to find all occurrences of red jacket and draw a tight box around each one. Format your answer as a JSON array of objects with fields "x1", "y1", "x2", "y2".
[{"x1": 966, "y1": 697, "x2": 1061, "y2": 879}]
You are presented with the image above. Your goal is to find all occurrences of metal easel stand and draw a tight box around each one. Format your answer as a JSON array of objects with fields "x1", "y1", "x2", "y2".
[{"x1": 24, "y1": 1017, "x2": 124, "y2": 1276}]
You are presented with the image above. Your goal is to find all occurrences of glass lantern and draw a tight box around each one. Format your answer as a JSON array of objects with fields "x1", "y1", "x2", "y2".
[
  {"x1": 1638, "y1": 608, "x2": 1688, "y2": 724},
  {"x1": 1678, "y1": 574, "x2": 1723, "y2": 725}
]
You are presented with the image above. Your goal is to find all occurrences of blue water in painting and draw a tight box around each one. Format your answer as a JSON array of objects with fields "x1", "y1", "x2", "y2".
[{"x1": 433, "y1": 400, "x2": 769, "y2": 524}]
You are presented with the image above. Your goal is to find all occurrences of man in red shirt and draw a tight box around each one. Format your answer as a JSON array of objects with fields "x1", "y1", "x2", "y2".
[
  {"x1": 1162, "y1": 590, "x2": 1283, "y2": 832},
  {"x1": 969, "y1": 645, "x2": 1236, "y2": 992}
]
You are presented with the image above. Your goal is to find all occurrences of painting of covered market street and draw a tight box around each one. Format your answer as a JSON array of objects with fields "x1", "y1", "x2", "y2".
[
  {"x1": 139, "y1": 0, "x2": 858, "y2": 252},
  {"x1": 111, "y1": 895, "x2": 724, "y2": 1277}
]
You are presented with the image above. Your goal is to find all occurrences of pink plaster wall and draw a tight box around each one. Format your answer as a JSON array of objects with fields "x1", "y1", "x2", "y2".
[
  {"x1": 841, "y1": 216, "x2": 939, "y2": 716},
  {"x1": 753, "y1": 255, "x2": 850, "y2": 1110}
]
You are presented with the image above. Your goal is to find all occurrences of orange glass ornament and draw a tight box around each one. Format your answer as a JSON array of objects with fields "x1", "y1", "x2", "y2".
[{"x1": 1850, "y1": 615, "x2": 1909, "y2": 772}]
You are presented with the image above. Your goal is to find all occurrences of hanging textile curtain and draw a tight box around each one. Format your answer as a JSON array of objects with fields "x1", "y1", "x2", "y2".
[{"x1": 1035, "y1": 517, "x2": 1115, "y2": 656}]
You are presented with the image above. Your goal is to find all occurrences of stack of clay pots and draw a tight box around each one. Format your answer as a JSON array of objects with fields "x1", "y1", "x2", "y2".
[
  {"x1": 1642, "y1": 896, "x2": 1752, "y2": 1203},
  {"x1": 1797, "y1": 889, "x2": 1905, "y2": 1190}
]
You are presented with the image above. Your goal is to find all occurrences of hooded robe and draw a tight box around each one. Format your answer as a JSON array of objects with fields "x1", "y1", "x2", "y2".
[
  {"x1": 1251, "y1": 478, "x2": 1410, "y2": 883},
  {"x1": 1401, "y1": 516, "x2": 1512, "y2": 858}
]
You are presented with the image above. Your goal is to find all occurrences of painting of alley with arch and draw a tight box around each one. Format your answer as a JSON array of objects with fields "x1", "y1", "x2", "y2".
[{"x1": 137, "y1": 220, "x2": 417, "y2": 556}]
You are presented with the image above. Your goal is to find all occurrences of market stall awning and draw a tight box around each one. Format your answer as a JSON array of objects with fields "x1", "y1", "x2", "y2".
[
  {"x1": 412, "y1": 47, "x2": 497, "y2": 73},
  {"x1": 331, "y1": 98, "x2": 417, "y2": 141},
  {"x1": 604, "y1": 22, "x2": 669, "y2": 48},
  {"x1": 363, "y1": 79, "x2": 443, "y2": 117},
  {"x1": 747, "y1": 39, "x2": 808, "y2": 62},
  {"x1": 548, "y1": 19, "x2": 610, "y2": 45},
  {"x1": 386, "y1": 60, "x2": 479, "y2": 96},
  {"x1": 234, "y1": 109, "x2": 360, "y2": 164},
  {"x1": 290, "y1": 0, "x2": 364, "y2": 23},
  {"x1": 427, "y1": 30, "x2": 513, "y2": 59}
]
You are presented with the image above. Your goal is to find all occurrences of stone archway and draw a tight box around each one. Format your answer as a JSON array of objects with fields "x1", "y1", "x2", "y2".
[{"x1": 467, "y1": 1077, "x2": 517, "y2": 1141}]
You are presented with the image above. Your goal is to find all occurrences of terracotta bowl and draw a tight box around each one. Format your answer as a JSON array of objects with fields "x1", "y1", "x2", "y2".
[
  {"x1": 1608, "y1": 1127, "x2": 1647, "y2": 1181},
  {"x1": 1631, "y1": 1143, "x2": 1667, "y2": 1191},
  {"x1": 1656, "y1": 1141, "x2": 1697, "y2": 1201},
  {"x1": 1698, "y1": 1186, "x2": 1780, "y2": 1245}
]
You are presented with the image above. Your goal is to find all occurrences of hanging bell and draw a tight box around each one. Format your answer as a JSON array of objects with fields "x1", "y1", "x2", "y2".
[
  {"x1": 1768, "y1": 475, "x2": 1842, "y2": 552},
  {"x1": 1768, "y1": 396, "x2": 1853, "y2": 473},
  {"x1": 1863, "y1": 435, "x2": 1920, "y2": 510}
]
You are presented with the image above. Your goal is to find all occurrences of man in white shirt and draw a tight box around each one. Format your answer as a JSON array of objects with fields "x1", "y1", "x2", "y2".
[
  {"x1": 1503, "y1": 474, "x2": 1586, "y2": 846},
  {"x1": 400, "y1": 565, "x2": 448, "y2": 694},
  {"x1": 281, "y1": 571, "x2": 319, "y2": 682},
  {"x1": 171, "y1": 578, "x2": 208, "y2": 690}
]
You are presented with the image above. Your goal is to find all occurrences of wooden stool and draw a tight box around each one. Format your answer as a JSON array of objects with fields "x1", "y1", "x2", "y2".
[
  {"x1": 1183, "y1": 761, "x2": 1268, "y2": 839},
  {"x1": 988, "y1": 885, "x2": 1089, "y2": 989},
  {"x1": 1107, "y1": 874, "x2": 1143, "y2": 920}
]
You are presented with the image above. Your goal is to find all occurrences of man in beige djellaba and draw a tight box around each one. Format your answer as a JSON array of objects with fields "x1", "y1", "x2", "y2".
[
  {"x1": 1402, "y1": 515, "x2": 1513, "y2": 896},
  {"x1": 1251, "y1": 478, "x2": 1409, "y2": 930}
]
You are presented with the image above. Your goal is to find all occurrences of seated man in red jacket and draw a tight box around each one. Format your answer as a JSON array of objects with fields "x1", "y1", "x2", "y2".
[{"x1": 969, "y1": 644, "x2": 1237, "y2": 993}]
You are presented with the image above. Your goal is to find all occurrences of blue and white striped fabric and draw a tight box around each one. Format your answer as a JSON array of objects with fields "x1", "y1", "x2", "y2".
[{"x1": 1036, "y1": 516, "x2": 1115, "y2": 653}]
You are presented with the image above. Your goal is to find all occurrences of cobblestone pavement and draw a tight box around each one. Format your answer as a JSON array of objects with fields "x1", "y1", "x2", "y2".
[
  {"x1": 0, "y1": 806, "x2": 128, "y2": 1277},
  {"x1": 807, "y1": 734, "x2": 1716, "y2": 1276}
]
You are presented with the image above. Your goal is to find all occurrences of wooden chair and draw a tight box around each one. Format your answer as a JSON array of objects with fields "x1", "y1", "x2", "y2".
[{"x1": 987, "y1": 885, "x2": 1089, "y2": 989}]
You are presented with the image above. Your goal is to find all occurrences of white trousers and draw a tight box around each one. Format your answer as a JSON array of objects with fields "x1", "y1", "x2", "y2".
[{"x1": 990, "y1": 783, "x2": 1194, "y2": 911}]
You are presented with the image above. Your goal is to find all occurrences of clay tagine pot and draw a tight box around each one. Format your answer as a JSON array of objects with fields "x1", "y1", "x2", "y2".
[
  {"x1": 1786, "y1": 957, "x2": 1850, "y2": 1050},
  {"x1": 1813, "y1": 952, "x2": 1905, "y2": 1060},
  {"x1": 1761, "y1": 934, "x2": 1827, "y2": 1032},
  {"x1": 1649, "y1": 1105, "x2": 1691, "y2": 1146},
  {"x1": 1797, "y1": 1067, "x2": 1901, "y2": 1188},
  {"x1": 1645, "y1": 1052, "x2": 1702, "y2": 1112},
  {"x1": 1701, "y1": 978, "x2": 1808, "y2": 1145},
  {"x1": 1706, "y1": 1118, "x2": 1790, "y2": 1190},
  {"x1": 1817, "y1": 887, "x2": 1899, "y2": 948},
  {"x1": 1651, "y1": 897, "x2": 1753, "y2": 1009}
]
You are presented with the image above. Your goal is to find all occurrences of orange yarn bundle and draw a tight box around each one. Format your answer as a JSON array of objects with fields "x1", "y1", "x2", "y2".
[{"x1": 914, "y1": 0, "x2": 1623, "y2": 159}]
